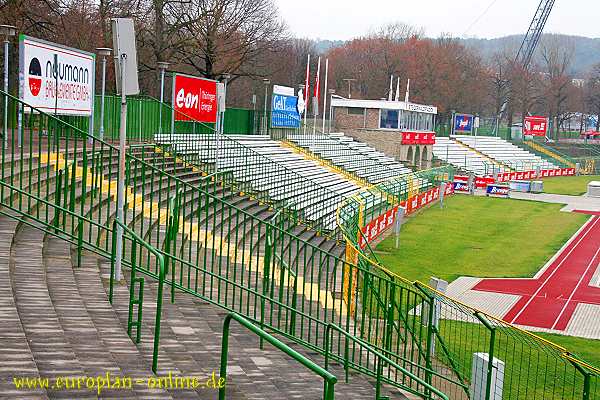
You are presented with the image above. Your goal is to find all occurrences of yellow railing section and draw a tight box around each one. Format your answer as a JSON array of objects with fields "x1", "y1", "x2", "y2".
[
  {"x1": 46, "y1": 151, "x2": 349, "y2": 317},
  {"x1": 452, "y1": 137, "x2": 511, "y2": 171},
  {"x1": 523, "y1": 140, "x2": 576, "y2": 168}
]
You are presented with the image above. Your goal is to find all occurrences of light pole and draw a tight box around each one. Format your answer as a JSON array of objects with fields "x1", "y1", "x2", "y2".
[
  {"x1": 157, "y1": 61, "x2": 169, "y2": 134},
  {"x1": 328, "y1": 89, "x2": 335, "y2": 133},
  {"x1": 0, "y1": 24, "x2": 16, "y2": 149},
  {"x1": 343, "y1": 78, "x2": 356, "y2": 99},
  {"x1": 96, "y1": 48, "x2": 111, "y2": 141},
  {"x1": 215, "y1": 73, "x2": 230, "y2": 172},
  {"x1": 262, "y1": 78, "x2": 270, "y2": 135}
]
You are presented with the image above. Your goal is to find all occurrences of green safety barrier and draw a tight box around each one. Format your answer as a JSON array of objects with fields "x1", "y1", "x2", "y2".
[
  {"x1": 336, "y1": 171, "x2": 600, "y2": 400},
  {"x1": 1, "y1": 88, "x2": 598, "y2": 399},
  {"x1": 220, "y1": 313, "x2": 338, "y2": 400}
]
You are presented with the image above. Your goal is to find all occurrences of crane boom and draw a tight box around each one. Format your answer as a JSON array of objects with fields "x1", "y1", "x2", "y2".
[
  {"x1": 495, "y1": 0, "x2": 556, "y2": 133},
  {"x1": 515, "y1": 0, "x2": 556, "y2": 69}
]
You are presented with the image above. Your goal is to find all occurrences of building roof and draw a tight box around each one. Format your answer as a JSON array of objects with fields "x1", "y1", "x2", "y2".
[{"x1": 330, "y1": 96, "x2": 437, "y2": 115}]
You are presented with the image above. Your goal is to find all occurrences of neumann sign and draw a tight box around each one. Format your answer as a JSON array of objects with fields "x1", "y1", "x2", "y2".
[
  {"x1": 172, "y1": 73, "x2": 218, "y2": 123},
  {"x1": 19, "y1": 35, "x2": 95, "y2": 116}
]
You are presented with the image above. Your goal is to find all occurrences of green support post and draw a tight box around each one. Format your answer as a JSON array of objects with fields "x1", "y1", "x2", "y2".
[{"x1": 475, "y1": 312, "x2": 497, "y2": 400}]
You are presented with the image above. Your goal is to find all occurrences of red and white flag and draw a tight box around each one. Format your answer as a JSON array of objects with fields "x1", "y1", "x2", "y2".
[
  {"x1": 304, "y1": 54, "x2": 310, "y2": 114},
  {"x1": 313, "y1": 56, "x2": 321, "y2": 115}
]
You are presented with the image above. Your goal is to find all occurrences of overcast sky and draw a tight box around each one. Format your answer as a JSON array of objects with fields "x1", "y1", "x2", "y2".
[{"x1": 275, "y1": 0, "x2": 599, "y2": 40}]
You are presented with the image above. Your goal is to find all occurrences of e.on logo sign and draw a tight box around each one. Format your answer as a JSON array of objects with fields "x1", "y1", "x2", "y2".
[{"x1": 172, "y1": 73, "x2": 217, "y2": 123}]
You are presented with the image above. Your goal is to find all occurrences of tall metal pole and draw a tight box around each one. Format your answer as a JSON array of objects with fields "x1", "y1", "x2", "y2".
[
  {"x1": 328, "y1": 89, "x2": 335, "y2": 133},
  {"x1": 99, "y1": 55, "x2": 107, "y2": 140},
  {"x1": 3, "y1": 39, "x2": 8, "y2": 149},
  {"x1": 216, "y1": 74, "x2": 229, "y2": 172},
  {"x1": 159, "y1": 68, "x2": 165, "y2": 134},
  {"x1": 321, "y1": 59, "x2": 329, "y2": 134},
  {"x1": 96, "y1": 48, "x2": 112, "y2": 140},
  {"x1": 262, "y1": 79, "x2": 269, "y2": 136},
  {"x1": 114, "y1": 53, "x2": 127, "y2": 282},
  {"x1": 157, "y1": 61, "x2": 169, "y2": 135}
]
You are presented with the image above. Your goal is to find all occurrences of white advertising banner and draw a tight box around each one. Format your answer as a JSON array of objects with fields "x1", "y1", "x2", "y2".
[{"x1": 19, "y1": 35, "x2": 95, "y2": 116}]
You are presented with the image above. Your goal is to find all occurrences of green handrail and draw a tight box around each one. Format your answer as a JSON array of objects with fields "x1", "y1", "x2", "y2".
[
  {"x1": 219, "y1": 313, "x2": 337, "y2": 400},
  {"x1": 110, "y1": 218, "x2": 166, "y2": 374},
  {"x1": 324, "y1": 323, "x2": 449, "y2": 400}
]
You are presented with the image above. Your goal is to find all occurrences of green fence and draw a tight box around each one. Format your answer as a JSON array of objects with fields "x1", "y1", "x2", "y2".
[
  {"x1": 0, "y1": 90, "x2": 446, "y2": 398},
  {"x1": 1, "y1": 87, "x2": 599, "y2": 399},
  {"x1": 336, "y1": 173, "x2": 600, "y2": 400},
  {"x1": 37, "y1": 95, "x2": 258, "y2": 141}
]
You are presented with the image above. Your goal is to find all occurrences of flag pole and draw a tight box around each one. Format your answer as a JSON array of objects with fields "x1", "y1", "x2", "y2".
[
  {"x1": 395, "y1": 77, "x2": 400, "y2": 102},
  {"x1": 303, "y1": 54, "x2": 310, "y2": 136},
  {"x1": 321, "y1": 58, "x2": 329, "y2": 134},
  {"x1": 388, "y1": 74, "x2": 393, "y2": 101},
  {"x1": 312, "y1": 56, "x2": 321, "y2": 146}
]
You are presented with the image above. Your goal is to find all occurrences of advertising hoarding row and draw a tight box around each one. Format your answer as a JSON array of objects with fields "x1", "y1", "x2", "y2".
[{"x1": 359, "y1": 185, "x2": 453, "y2": 248}]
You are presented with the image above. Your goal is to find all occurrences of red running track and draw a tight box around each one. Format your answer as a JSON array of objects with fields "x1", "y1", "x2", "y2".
[{"x1": 473, "y1": 215, "x2": 600, "y2": 331}]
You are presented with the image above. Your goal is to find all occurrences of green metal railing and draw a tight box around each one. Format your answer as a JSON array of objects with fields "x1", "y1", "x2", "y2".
[
  {"x1": 324, "y1": 323, "x2": 449, "y2": 400},
  {"x1": 156, "y1": 132, "x2": 349, "y2": 236},
  {"x1": 219, "y1": 313, "x2": 338, "y2": 400},
  {"x1": 336, "y1": 170, "x2": 600, "y2": 400},
  {"x1": 109, "y1": 219, "x2": 166, "y2": 373},
  {"x1": 1, "y1": 88, "x2": 599, "y2": 399},
  {"x1": 0, "y1": 90, "x2": 441, "y2": 397}
]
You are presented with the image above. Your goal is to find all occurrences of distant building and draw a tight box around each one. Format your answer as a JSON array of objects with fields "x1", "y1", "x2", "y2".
[
  {"x1": 331, "y1": 97, "x2": 437, "y2": 132},
  {"x1": 572, "y1": 78, "x2": 585, "y2": 87},
  {"x1": 330, "y1": 97, "x2": 438, "y2": 169}
]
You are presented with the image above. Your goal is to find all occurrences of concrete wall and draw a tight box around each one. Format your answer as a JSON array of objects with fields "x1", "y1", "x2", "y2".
[{"x1": 342, "y1": 128, "x2": 432, "y2": 169}]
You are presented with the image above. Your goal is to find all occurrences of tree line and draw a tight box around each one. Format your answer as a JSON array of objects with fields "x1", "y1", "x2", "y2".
[{"x1": 1, "y1": 0, "x2": 599, "y2": 134}]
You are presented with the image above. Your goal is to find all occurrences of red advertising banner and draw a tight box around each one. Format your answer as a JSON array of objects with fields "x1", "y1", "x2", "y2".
[
  {"x1": 172, "y1": 74, "x2": 218, "y2": 123},
  {"x1": 495, "y1": 168, "x2": 575, "y2": 182},
  {"x1": 401, "y1": 131, "x2": 436, "y2": 145},
  {"x1": 359, "y1": 206, "x2": 399, "y2": 249},
  {"x1": 358, "y1": 185, "x2": 450, "y2": 249},
  {"x1": 523, "y1": 116, "x2": 548, "y2": 136}
]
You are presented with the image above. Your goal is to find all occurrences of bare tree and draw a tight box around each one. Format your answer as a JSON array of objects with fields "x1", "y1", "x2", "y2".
[
  {"x1": 585, "y1": 64, "x2": 600, "y2": 130},
  {"x1": 173, "y1": 0, "x2": 287, "y2": 80},
  {"x1": 540, "y1": 37, "x2": 575, "y2": 139}
]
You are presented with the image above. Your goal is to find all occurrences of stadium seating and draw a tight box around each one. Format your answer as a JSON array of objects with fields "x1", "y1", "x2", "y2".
[
  {"x1": 154, "y1": 133, "x2": 364, "y2": 230},
  {"x1": 0, "y1": 144, "x2": 404, "y2": 399},
  {"x1": 454, "y1": 135, "x2": 559, "y2": 170},
  {"x1": 432, "y1": 136, "x2": 506, "y2": 175},
  {"x1": 285, "y1": 133, "x2": 413, "y2": 183}
]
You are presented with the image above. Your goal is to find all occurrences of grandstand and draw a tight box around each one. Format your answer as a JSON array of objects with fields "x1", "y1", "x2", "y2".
[
  {"x1": 453, "y1": 135, "x2": 559, "y2": 171},
  {"x1": 433, "y1": 135, "x2": 560, "y2": 176},
  {"x1": 1, "y1": 96, "x2": 599, "y2": 399},
  {"x1": 433, "y1": 137, "x2": 508, "y2": 176},
  {"x1": 284, "y1": 132, "x2": 413, "y2": 183}
]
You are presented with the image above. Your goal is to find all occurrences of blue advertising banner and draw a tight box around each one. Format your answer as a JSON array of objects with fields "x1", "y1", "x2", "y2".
[
  {"x1": 271, "y1": 93, "x2": 301, "y2": 128},
  {"x1": 454, "y1": 113, "x2": 474, "y2": 133},
  {"x1": 486, "y1": 184, "x2": 510, "y2": 197}
]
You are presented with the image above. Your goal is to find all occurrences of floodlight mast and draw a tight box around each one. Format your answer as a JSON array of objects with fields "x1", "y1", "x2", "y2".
[{"x1": 495, "y1": 0, "x2": 556, "y2": 134}]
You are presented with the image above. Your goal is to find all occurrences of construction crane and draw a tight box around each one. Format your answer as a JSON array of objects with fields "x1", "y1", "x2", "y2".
[{"x1": 495, "y1": 0, "x2": 556, "y2": 133}]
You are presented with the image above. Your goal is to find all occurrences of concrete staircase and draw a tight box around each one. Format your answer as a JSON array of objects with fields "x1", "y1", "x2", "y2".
[{"x1": 0, "y1": 143, "x2": 408, "y2": 399}]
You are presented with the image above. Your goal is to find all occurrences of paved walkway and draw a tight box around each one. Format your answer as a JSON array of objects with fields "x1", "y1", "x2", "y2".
[{"x1": 508, "y1": 191, "x2": 600, "y2": 212}]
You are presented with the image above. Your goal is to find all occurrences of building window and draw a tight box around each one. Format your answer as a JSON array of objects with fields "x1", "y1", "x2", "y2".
[
  {"x1": 380, "y1": 109, "x2": 399, "y2": 129},
  {"x1": 347, "y1": 107, "x2": 365, "y2": 116}
]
